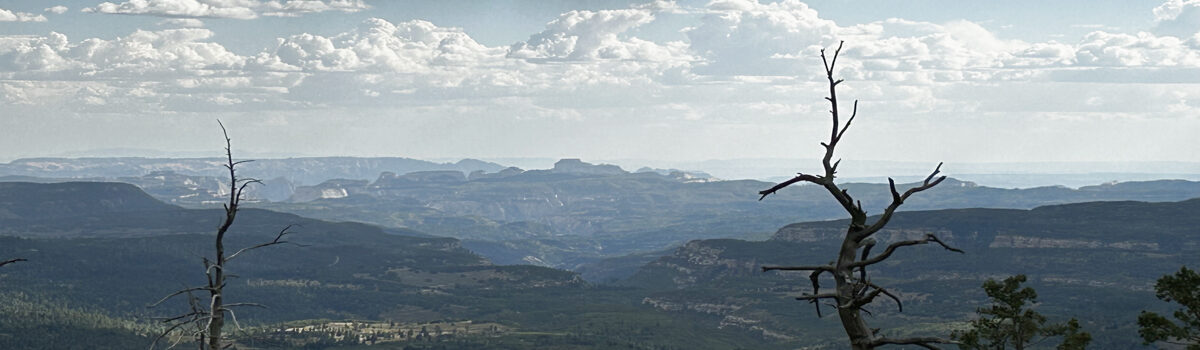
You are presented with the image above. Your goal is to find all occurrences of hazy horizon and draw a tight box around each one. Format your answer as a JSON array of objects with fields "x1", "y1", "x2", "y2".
[{"x1": 5, "y1": 152, "x2": 1200, "y2": 189}]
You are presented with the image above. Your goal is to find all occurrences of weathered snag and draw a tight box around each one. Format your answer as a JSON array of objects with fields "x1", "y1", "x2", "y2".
[{"x1": 758, "y1": 41, "x2": 962, "y2": 350}]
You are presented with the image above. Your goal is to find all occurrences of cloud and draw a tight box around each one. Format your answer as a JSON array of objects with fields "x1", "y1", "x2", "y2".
[
  {"x1": 685, "y1": 0, "x2": 837, "y2": 76},
  {"x1": 1074, "y1": 31, "x2": 1200, "y2": 66},
  {"x1": 260, "y1": 18, "x2": 502, "y2": 72},
  {"x1": 0, "y1": 29, "x2": 269, "y2": 111},
  {"x1": 1153, "y1": 0, "x2": 1200, "y2": 37},
  {"x1": 71, "y1": 29, "x2": 244, "y2": 74},
  {"x1": 508, "y1": 8, "x2": 689, "y2": 62},
  {"x1": 3, "y1": 0, "x2": 1199, "y2": 122},
  {"x1": 0, "y1": 33, "x2": 75, "y2": 72},
  {"x1": 259, "y1": 0, "x2": 369, "y2": 17},
  {"x1": 82, "y1": 0, "x2": 368, "y2": 19},
  {"x1": 0, "y1": 7, "x2": 49, "y2": 22},
  {"x1": 158, "y1": 18, "x2": 205, "y2": 27},
  {"x1": 83, "y1": 0, "x2": 259, "y2": 19},
  {"x1": 683, "y1": 0, "x2": 1200, "y2": 85},
  {"x1": 1153, "y1": 0, "x2": 1200, "y2": 21},
  {"x1": 44, "y1": 6, "x2": 69, "y2": 15}
]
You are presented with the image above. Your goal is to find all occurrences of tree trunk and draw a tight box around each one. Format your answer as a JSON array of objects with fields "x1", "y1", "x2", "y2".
[
  {"x1": 837, "y1": 226, "x2": 874, "y2": 349},
  {"x1": 207, "y1": 292, "x2": 223, "y2": 349}
]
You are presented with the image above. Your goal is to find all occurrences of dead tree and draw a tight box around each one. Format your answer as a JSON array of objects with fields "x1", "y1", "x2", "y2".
[
  {"x1": 150, "y1": 121, "x2": 298, "y2": 349},
  {"x1": 758, "y1": 42, "x2": 964, "y2": 350}
]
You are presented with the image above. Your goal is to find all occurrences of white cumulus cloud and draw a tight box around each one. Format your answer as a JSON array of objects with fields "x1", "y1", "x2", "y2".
[
  {"x1": 259, "y1": 18, "x2": 502, "y2": 72},
  {"x1": 83, "y1": 0, "x2": 368, "y2": 19},
  {"x1": 508, "y1": 8, "x2": 689, "y2": 62},
  {"x1": 1074, "y1": 31, "x2": 1200, "y2": 66},
  {"x1": 686, "y1": 0, "x2": 837, "y2": 76},
  {"x1": 158, "y1": 18, "x2": 206, "y2": 27},
  {"x1": 44, "y1": 6, "x2": 69, "y2": 14},
  {"x1": 259, "y1": 0, "x2": 368, "y2": 17},
  {"x1": 0, "y1": 7, "x2": 49, "y2": 22},
  {"x1": 1153, "y1": 0, "x2": 1200, "y2": 37}
]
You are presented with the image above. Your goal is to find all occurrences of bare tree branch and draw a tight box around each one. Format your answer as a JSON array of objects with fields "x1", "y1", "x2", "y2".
[
  {"x1": 225, "y1": 225, "x2": 305, "y2": 262},
  {"x1": 858, "y1": 238, "x2": 876, "y2": 281},
  {"x1": 858, "y1": 164, "x2": 947, "y2": 240},
  {"x1": 148, "y1": 286, "x2": 215, "y2": 308},
  {"x1": 852, "y1": 234, "x2": 964, "y2": 269},
  {"x1": 869, "y1": 336, "x2": 957, "y2": 349},
  {"x1": 848, "y1": 281, "x2": 904, "y2": 313},
  {"x1": 0, "y1": 258, "x2": 26, "y2": 267},
  {"x1": 221, "y1": 302, "x2": 266, "y2": 309},
  {"x1": 762, "y1": 264, "x2": 836, "y2": 273},
  {"x1": 151, "y1": 320, "x2": 194, "y2": 350},
  {"x1": 809, "y1": 270, "x2": 826, "y2": 317},
  {"x1": 797, "y1": 293, "x2": 839, "y2": 302},
  {"x1": 758, "y1": 173, "x2": 823, "y2": 200}
]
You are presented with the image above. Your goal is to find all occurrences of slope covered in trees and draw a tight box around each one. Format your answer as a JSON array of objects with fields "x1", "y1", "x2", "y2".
[
  {"x1": 625, "y1": 198, "x2": 1200, "y2": 348},
  {"x1": 0, "y1": 181, "x2": 781, "y2": 349}
]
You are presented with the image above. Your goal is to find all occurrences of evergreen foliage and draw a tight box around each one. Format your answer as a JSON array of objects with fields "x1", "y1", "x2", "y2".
[
  {"x1": 953, "y1": 275, "x2": 1091, "y2": 349},
  {"x1": 1138, "y1": 266, "x2": 1200, "y2": 349}
]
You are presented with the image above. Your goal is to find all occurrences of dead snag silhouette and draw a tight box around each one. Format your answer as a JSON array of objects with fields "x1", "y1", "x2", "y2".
[
  {"x1": 150, "y1": 121, "x2": 299, "y2": 350},
  {"x1": 759, "y1": 42, "x2": 964, "y2": 350}
]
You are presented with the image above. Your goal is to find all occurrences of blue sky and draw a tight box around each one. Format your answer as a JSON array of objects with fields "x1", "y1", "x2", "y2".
[{"x1": 0, "y1": 0, "x2": 1197, "y2": 168}]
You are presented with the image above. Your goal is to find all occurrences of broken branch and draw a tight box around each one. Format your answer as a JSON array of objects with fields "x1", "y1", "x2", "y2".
[
  {"x1": 758, "y1": 173, "x2": 823, "y2": 200},
  {"x1": 852, "y1": 234, "x2": 963, "y2": 268},
  {"x1": 860, "y1": 163, "x2": 947, "y2": 239},
  {"x1": 0, "y1": 258, "x2": 26, "y2": 267},
  {"x1": 225, "y1": 225, "x2": 302, "y2": 262},
  {"x1": 762, "y1": 265, "x2": 836, "y2": 273},
  {"x1": 869, "y1": 336, "x2": 957, "y2": 349}
]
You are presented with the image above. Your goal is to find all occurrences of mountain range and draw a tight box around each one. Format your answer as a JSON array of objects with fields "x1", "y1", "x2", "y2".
[
  {"x1": 2, "y1": 180, "x2": 1196, "y2": 348},
  {"x1": 0, "y1": 181, "x2": 782, "y2": 349},
  {"x1": 6, "y1": 158, "x2": 1200, "y2": 285},
  {"x1": 624, "y1": 198, "x2": 1200, "y2": 348}
]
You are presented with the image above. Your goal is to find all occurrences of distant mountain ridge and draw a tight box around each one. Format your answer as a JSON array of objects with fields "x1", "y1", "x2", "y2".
[
  {"x1": 6, "y1": 158, "x2": 1200, "y2": 282},
  {"x1": 0, "y1": 182, "x2": 175, "y2": 221},
  {"x1": 264, "y1": 161, "x2": 1200, "y2": 280},
  {"x1": 0, "y1": 181, "x2": 581, "y2": 317},
  {"x1": 0, "y1": 157, "x2": 507, "y2": 186},
  {"x1": 622, "y1": 198, "x2": 1200, "y2": 348},
  {"x1": 0, "y1": 181, "x2": 785, "y2": 350}
]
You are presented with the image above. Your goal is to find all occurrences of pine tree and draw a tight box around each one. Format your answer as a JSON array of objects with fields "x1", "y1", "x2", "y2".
[
  {"x1": 1139, "y1": 266, "x2": 1200, "y2": 349},
  {"x1": 953, "y1": 275, "x2": 1091, "y2": 350}
]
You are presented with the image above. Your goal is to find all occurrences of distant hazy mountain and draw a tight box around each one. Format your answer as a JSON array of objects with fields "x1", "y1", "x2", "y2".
[
  {"x1": 623, "y1": 199, "x2": 1200, "y2": 348},
  {"x1": 7, "y1": 157, "x2": 1200, "y2": 283},
  {"x1": 261, "y1": 159, "x2": 1200, "y2": 281},
  {"x1": 0, "y1": 157, "x2": 507, "y2": 186},
  {"x1": 0, "y1": 181, "x2": 784, "y2": 349},
  {"x1": 597, "y1": 158, "x2": 1200, "y2": 188},
  {"x1": 0, "y1": 157, "x2": 509, "y2": 205}
]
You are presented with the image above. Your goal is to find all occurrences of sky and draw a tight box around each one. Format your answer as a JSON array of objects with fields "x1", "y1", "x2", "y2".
[{"x1": 0, "y1": 0, "x2": 1198, "y2": 168}]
